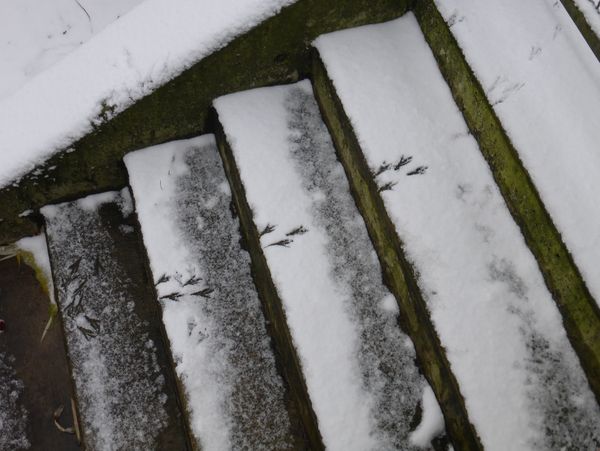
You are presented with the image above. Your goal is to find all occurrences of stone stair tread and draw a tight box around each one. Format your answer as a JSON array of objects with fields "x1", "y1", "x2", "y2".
[
  {"x1": 41, "y1": 189, "x2": 188, "y2": 450},
  {"x1": 0, "y1": 236, "x2": 78, "y2": 451},
  {"x1": 314, "y1": 13, "x2": 600, "y2": 450},
  {"x1": 433, "y1": 0, "x2": 600, "y2": 308},
  {"x1": 214, "y1": 80, "x2": 441, "y2": 450},
  {"x1": 125, "y1": 135, "x2": 304, "y2": 450}
]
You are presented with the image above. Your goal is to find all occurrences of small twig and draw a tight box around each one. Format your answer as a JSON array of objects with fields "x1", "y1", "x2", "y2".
[
  {"x1": 74, "y1": 0, "x2": 91, "y2": 23},
  {"x1": 78, "y1": 326, "x2": 96, "y2": 341}
]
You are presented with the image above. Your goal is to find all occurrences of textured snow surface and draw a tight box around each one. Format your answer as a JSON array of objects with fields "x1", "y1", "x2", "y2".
[
  {"x1": 125, "y1": 135, "x2": 296, "y2": 450},
  {"x1": 574, "y1": 0, "x2": 600, "y2": 37},
  {"x1": 0, "y1": 0, "x2": 296, "y2": 188},
  {"x1": 433, "y1": 0, "x2": 600, "y2": 308},
  {"x1": 0, "y1": 0, "x2": 144, "y2": 101},
  {"x1": 41, "y1": 189, "x2": 170, "y2": 450},
  {"x1": 0, "y1": 352, "x2": 30, "y2": 450},
  {"x1": 315, "y1": 14, "x2": 600, "y2": 451},
  {"x1": 215, "y1": 81, "x2": 438, "y2": 450}
]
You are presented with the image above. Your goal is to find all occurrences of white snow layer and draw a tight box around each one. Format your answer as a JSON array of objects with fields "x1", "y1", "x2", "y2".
[
  {"x1": 573, "y1": 0, "x2": 600, "y2": 37},
  {"x1": 15, "y1": 233, "x2": 55, "y2": 303},
  {"x1": 125, "y1": 135, "x2": 296, "y2": 450},
  {"x1": 0, "y1": 0, "x2": 145, "y2": 101},
  {"x1": 41, "y1": 189, "x2": 171, "y2": 450},
  {"x1": 315, "y1": 13, "x2": 600, "y2": 451},
  {"x1": 433, "y1": 0, "x2": 600, "y2": 308},
  {"x1": 215, "y1": 81, "x2": 439, "y2": 450},
  {"x1": 0, "y1": 0, "x2": 296, "y2": 188}
]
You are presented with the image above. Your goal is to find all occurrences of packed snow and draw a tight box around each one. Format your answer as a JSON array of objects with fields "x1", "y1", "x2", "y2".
[
  {"x1": 0, "y1": 0, "x2": 296, "y2": 188},
  {"x1": 0, "y1": 352, "x2": 30, "y2": 450},
  {"x1": 0, "y1": 0, "x2": 144, "y2": 101},
  {"x1": 41, "y1": 189, "x2": 172, "y2": 450},
  {"x1": 433, "y1": 0, "x2": 600, "y2": 308},
  {"x1": 215, "y1": 81, "x2": 443, "y2": 450},
  {"x1": 315, "y1": 13, "x2": 600, "y2": 450},
  {"x1": 125, "y1": 135, "x2": 297, "y2": 450}
]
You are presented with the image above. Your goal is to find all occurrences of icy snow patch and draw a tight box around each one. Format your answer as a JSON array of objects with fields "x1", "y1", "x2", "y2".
[
  {"x1": 0, "y1": 0, "x2": 296, "y2": 188},
  {"x1": 216, "y1": 81, "x2": 436, "y2": 450},
  {"x1": 15, "y1": 233, "x2": 55, "y2": 304},
  {"x1": 433, "y1": 0, "x2": 600, "y2": 308},
  {"x1": 125, "y1": 135, "x2": 295, "y2": 450},
  {"x1": 315, "y1": 13, "x2": 600, "y2": 451},
  {"x1": 41, "y1": 189, "x2": 170, "y2": 450},
  {"x1": 0, "y1": 353, "x2": 30, "y2": 450}
]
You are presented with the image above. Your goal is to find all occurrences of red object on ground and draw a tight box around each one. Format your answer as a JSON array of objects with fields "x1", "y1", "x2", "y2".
[{"x1": 0, "y1": 319, "x2": 5, "y2": 332}]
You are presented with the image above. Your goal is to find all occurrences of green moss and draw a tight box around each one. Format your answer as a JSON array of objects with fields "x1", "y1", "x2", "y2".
[
  {"x1": 0, "y1": 0, "x2": 410, "y2": 245},
  {"x1": 311, "y1": 51, "x2": 483, "y2": 451},
  {"x1": 413, "y1": 0, "x2": 600, "y2": 404}
]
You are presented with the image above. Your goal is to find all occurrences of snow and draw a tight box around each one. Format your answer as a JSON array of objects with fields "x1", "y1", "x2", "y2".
[
  {"x1": 409, "y1": 386, "x2": 445, "y2": 448},
  {"x1": 0, "y1": 0, "x2": 144, "y2": 101},
  {"x1": 315, "y1": 13, "x2": 600, "y2": 451},
  {"x1": 215, "y1": 80, "x2": 439, "y2": 450},
  {"x1": 574, "y1": 0, "x2": 600, "y2": 37},
  {"x1": 15, "y1": 234, "x2": 55, "y2": 304},
  {"x1": 125, "y1": 135, "x2": 296, "y2": 450},
  {"x1": 433, "y1": 0, "x2": 600, "y2": 308},
  {"x1": 0, "y1": 0, "x2": 296, "y2": 189},
  {"x1": 41, "y1": 189, "x2": 171, "y2": 450},
  {"x1": 0, "y1": 352, "x2": 30, "y2": 450}
]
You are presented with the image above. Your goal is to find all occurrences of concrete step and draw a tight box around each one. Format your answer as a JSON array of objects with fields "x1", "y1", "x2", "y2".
[
  {"x1": 125, "y1": 135, "x2": 315, "y2": 450},
  {"x1": 41, "y1": 189, "x2": 189, "y2": 450},
  {"x1": 0, "y1": 235, "x2": 79, "y2": 451},
  {"x1": 312, "y1": 12, "x2": 600, "y2": 451},
  {"x1": 214, "y1": 80, "x2": 446, "y2": 450}
]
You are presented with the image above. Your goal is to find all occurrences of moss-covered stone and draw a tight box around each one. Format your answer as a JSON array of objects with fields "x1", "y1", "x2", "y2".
[
  {"x1": 413, "y1": 0, "x2": 600, "y2": 405},
  {"x1": 311, "y1": 51, "x2": 483, "y2": 451},
  {"x1": 0, "y1": 0, "x2": 411, "y2": 245},
  {"x1": 559, "y1": 0, "x2": 600, "y2": 62}
]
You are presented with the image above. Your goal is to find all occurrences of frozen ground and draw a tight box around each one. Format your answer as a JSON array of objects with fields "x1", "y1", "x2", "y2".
[
  {"x1": 315, "y1": 13, "x2": 600, "y2": 451},
  {"x1": 0, "y1": 352, "x2": 29, "y2": 450},
  {"x1": 125, "y1": 136, "x2": 297, "y2": 450},
  {"x1": 0, "y1": 0, "x2": 144, "y2": 101},
  {"x1": 0, "y1": 0, "x2": 296, "y2": 188},
  {"x1": 41, "y1": 190, "x2": 172, "y2": 450},
  {"x1": 433, "y1": 0, "x2": 600, "y2": 308},
  {"x1": 215, "y1": 81, "x2": 443, "y2": 450}
]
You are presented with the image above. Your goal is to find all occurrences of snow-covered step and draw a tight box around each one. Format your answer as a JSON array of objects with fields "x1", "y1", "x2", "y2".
[
  {"x1": 422, "y1": 0, "x2": 600, "y2": 398},
  {"x1": 214, "y1": 81, "x2": 449, "y2": 451},
  {"x1": 313, "y1": 13, "x2": 600, "y2": 451},
  {"x1": 124, "y1": 135, "x2": 312, "y2": 450},
  {"x1": 0, "y1": 235, "x2": 79, "y2": 450},
  {"x1": 41, "y1": 190, "x2": 189, "y2": 450}
]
